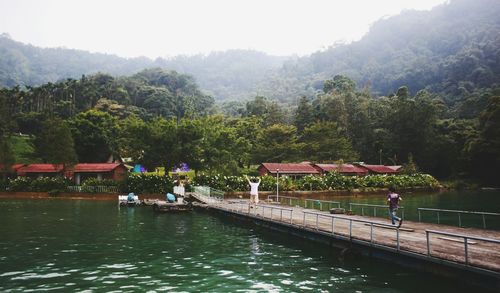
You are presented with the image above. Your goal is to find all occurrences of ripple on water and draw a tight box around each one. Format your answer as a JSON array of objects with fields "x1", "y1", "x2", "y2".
[{"x1": 11, "y1": 272, "x2": 70, "y2": 280}]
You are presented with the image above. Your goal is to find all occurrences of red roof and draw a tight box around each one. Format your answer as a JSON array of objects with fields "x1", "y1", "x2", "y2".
[
  {"x1": 357, "y1": 164, "x2": 400, "y2": 174},
  {"x1": 18, "y1": 164, "x2": 65, "y2": 173},
  {"x1": 74, "y1": 163, "x2": 123, "y2": 173},
  {"x1": 259, "y1": 163, "x2": 320, "y2": 174},
  {"x1": 314, "y1": 164, "x2": 368, "y2": 175}
]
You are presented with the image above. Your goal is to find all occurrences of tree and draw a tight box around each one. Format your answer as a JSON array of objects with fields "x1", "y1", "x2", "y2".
[
  {"x1": 254, "y1": 124, "x2": 302, "y2": 163},
  {"x1": 299, "y1": 122, "x2": 358, "y2": 162},
  {"x1": 468, "y1": 96, "x2": 500, "y2": 185},
  {"x1": 34, "y1": 117, "x2": 77, "y2": 166},
  {"x1": 0, "y1": 92, "x2": 15, "y2": 175},
  {"x1": 69, "y1": 110, "x2": 118, "y2": 163},
  {"x1": 294, "y1": 96, "x2": 314, "y2": 132}
]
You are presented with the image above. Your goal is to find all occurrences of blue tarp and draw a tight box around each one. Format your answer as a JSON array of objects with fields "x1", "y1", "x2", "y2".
[{"x1": 166, "y1": 193, "x2": 176, "y2": 203}]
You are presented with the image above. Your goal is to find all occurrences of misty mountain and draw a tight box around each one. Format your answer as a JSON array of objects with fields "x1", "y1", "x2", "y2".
[
  {"x1": 1, "y1": 0, "x2": 499, "y2": 105},
  {"x1": 0, "y1": 34, "x2": 287, "y2": 101},
  {"x1": 260, "y1": 0, "x2": 500, "y2": 105}
]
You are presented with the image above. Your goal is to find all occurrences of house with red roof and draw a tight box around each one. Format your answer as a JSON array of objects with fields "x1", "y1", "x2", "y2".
[
  {"x1": 15, "y1": 163, "x2": 128, "y2": 184},
  {"x1": 355, "y1": 164, "x2": 401, "y2": 174},
  {"x1": 313, "y1": 163, "x2": 368, "y2": 176},
  {"x1": 16, "y1": 164, "x2": 70, "y2": 178},
  {"x1": 258, "y1": 163, "x2": 320, "y2": 178},
  {"x1": 73, "y1": 163, "x2": 127, "y2": 185}
]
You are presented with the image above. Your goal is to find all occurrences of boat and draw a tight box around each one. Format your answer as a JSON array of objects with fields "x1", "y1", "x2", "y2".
[
  {"x1": 142, "y1": 198, "x2": 159, "y2": 206},
  {"x1": 118, "y1": 193, "x2": 141, "y2": 206},
  {"x1": 152, "y1": 199, "x2": 192, "y2": 212}
]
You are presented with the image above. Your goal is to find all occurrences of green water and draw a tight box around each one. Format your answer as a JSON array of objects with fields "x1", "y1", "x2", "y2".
[{"x1": 0, "y1": 192, "x2": 496, "y2": 292}]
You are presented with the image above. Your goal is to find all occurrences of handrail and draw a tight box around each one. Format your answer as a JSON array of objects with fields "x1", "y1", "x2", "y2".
[
  {"x1": 267, "y1": 195, "x2": 341, "y2": 210},
  {"x1": 349, "y1": 202, "x2": 405, "y2": 220},
  {"x1": 425, "y1": 229, "x2": 500, "y2": 266},
  {"x1": 418, "y1": 208, "x2": 500, "y2": 229},
  {"x1": 250, "y1": 204, "x2": 294, "y2": 223},
  {"x1": 302, "y1": 210, "x2": 401, "y2": 250}
]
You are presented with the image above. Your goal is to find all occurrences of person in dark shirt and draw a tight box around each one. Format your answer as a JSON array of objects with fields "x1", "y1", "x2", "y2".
[{"x1": 387, "y1": 186, "x2": 403, "y2": 228}]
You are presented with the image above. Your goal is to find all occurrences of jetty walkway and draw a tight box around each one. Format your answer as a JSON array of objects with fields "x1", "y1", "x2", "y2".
[{"x1": 190, "y1": 190, "x2": 500, "y2": 289}]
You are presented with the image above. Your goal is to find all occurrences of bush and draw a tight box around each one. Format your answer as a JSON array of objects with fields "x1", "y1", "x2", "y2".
[
  {"x1": 82, "y1": 178, "x2": 119, "y2": 187},
  {"x1": 126, "y1": 174, "x2": 174, "y2": 194},
  {"x1": 8, "y1": 177, "x2": 33, "y2": 191},
  {"x1": 191, "y1": 173, "x2": 440, "y2": 192},
  {"x1": 30, "y1": 177, "x2": 70, "y2": 192}
]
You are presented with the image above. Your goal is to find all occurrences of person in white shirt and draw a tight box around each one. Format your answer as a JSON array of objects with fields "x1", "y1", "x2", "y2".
[{"x1": 245, "y1": 175, "x2": 261, "y2": 204}]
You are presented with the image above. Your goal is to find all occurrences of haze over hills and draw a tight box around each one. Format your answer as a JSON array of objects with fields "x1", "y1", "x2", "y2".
[{"x1": 0, "y1": 0, "x2": 499, "y2": 105}]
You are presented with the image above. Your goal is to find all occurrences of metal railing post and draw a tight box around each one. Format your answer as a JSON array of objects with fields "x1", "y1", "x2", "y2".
[
  {"x1": 349, "y1": 220, "x2": 352, "y2": 239},
  {"x1": 303, "y1": 212, "x2": 306, "y2": 226},
  {"x1": 437, "y1": 212, "x2": 440, "y2": 224},
  {"x1": 396, "y1": 228, "x2": 400, "y2": 251},
  {"x1": 418, "y1": 209, "x2": 421, "y2": 222},
  {"x1": 458, "y1": 213, "x2": 461, "y2": 227},
  {"x1": 426, "y1": 231, "x2": 430, "y2": 256},
  {"x1": 370, "y1": 223, "x2": 373, "y2": 243},
  {"x1": 332, "y1": 217, "x2": 335, "y2": 234},
  {"x1": 315, "y1": 214, "x2": 319, "y2": 230},
  {"x1": 464, "y1": 237, "x2": 469, "y2": 265},
  {"x1": 482, "y1": 214, "x2": 486, "y2": 229}
]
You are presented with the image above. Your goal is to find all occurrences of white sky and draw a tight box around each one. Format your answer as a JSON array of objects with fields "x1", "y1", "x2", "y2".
[{"x1": 0, "y1": 0, "x2": 448, "y2": 58}]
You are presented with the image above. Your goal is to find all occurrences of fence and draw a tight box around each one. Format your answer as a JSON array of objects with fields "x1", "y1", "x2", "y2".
[
  {"x1": 193, "y1": 185, "x2": 225, "y2": 203},
  {"x1": 67, "y1": 185, "x2": 119, "y2": 193},
  {"x1": 268, "y1": 195, "x2": 341, "y2": 211},
  {"x1": 349, "y1": 203, "x2": 405, "y2": 220},
  {"x1": 418, "y1": 208, "x2": 500, "y2": 229},
  {"x1": 302, "y1": 210, "x2": 403, "y2": 250},
  {"x1": 425, "y1": 229, "x2": 500, "y2": 266}
]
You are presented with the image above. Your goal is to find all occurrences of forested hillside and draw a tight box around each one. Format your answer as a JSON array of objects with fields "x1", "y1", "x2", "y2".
[
  {"x1": 0, "y1": 34, "x2": 286, "y2": 101},
  {"x1": 260, "y1": 0, "x2": 500, "y2": 106},
  {"x1": 1, "y1": 0, "x2": 498, "y2": 105},
  {"x1": 1, "y1": 0, "x2": 499, "y2": 185}
]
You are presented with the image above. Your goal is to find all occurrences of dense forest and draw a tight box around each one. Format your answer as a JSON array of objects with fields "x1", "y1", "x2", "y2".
[
  {"x1": 1, "y1": 70, "x2": 499, "y2": 185},
  {"x1": 0, "y1": 0, "x2": 499, "y2": 185}
]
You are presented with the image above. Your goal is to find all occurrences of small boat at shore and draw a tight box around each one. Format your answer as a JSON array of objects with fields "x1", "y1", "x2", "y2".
[
  {"x1": 118, "y1": 193, "x2": 141, "y2": 206},
  {"x1": 152, "y1": 200, "x2": 192, "y2": 212}
]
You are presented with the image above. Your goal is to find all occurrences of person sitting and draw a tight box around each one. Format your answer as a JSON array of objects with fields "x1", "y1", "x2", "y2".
[{"x1": 127, "y1": 192, "x2": 135, "y2": 202}]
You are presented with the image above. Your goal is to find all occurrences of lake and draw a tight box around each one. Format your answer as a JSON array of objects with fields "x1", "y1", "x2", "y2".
[{"x1": 0, "y1": 191, "x2": 497, "y2": 292}]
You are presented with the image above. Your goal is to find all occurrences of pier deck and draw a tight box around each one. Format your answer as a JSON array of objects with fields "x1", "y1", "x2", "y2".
[{"x1": 191, "y1": 194, "x2": 500, "y2": 284}]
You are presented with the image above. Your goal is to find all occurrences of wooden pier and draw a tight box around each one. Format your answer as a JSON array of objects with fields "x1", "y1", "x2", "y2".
[{"x1": 190, "y1": 192, "x2": 500, "y2": 290}]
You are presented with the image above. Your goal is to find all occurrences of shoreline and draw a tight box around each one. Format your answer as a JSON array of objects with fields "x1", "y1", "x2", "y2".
[
  {"x1": 0, "y1": 192, "x2": 165, "y2": 201},
  {"x1": 0, "y1": 186, "x2": 441, "y2": 201}
]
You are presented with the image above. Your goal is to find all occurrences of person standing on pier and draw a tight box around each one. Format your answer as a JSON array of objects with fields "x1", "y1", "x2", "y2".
[
  {"x1": 387, "y1": 186, "x2": 403, "y2": 228},
  {"x1": 245, "y1": 175, "x2": 261, "y2": 205}
]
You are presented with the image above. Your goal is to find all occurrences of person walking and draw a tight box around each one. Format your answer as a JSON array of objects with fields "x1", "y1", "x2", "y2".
[
  {"x1": 387, "y1": 186, "x2": 403, "y2": 228},
  {"x1": 245, "y1": 175, "x2": 261, "y2": 205}
]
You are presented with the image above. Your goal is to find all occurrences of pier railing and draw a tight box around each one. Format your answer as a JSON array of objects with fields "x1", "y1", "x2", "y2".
[
  {"x1": 302, "y1": 210, "x2": 403, "y2": 250},
  {"x1": 426, "y1": 229, "x2": 500, "y2": 267},
  {"x1": 349, "y1": 203, "x2": 405, "y2": 220},
  {"x1": 418, "y1": 208, "x2": 500, "y2": 229},
  {"x1": 193, "y1": 186, "x2": 225, "y2": 203},
  {"x1": 267, "y1": 195, "x2": 341, "y2": 211}
]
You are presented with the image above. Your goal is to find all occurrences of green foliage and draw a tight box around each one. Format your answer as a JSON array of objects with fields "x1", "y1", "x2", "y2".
[
  {"x1": 34, "y1": 117, "x2": 77, "y2": 165},
  {"x1": 82, "y1": 178, "x2": 119, "y2": 187},
  {"x1": 125, "y1": 174, "x2": 174, "y2": 194},
  {"x1": 192, "y1": 173, "x2": 439, "y2": 192},
  {"x1": 6, "y1": 176, "x2": 70, "y2": 192}
]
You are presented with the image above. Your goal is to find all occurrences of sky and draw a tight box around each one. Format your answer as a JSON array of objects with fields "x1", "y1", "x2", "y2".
[{"x1": 0, "y1": 0, "x2": 448, "y2": 59}]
